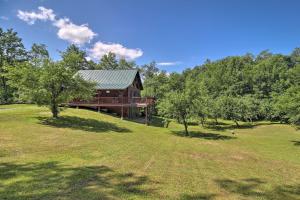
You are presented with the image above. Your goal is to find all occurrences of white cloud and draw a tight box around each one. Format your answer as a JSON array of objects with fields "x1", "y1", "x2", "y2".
[
  {"x1": 0, "y1": 16, "x2": 9, "y2": 20},
  {"x1": 53, "y1": 18, "x2": 96, "y2": 45},
  {"x1": 17, "y1": 6, "x2": 55, "y2": 25},
  {"x1": 17, "y1": 7, "x2": 96, "y2": 45},
  {"x1": 85, "y1": 56, "x2": 92, "y2": 61},
  {"x1": 157, "y1": 61, "x2": 181, "y2": 66},
  {"x1": 17, "y1": 7, "x2": 142, "y2": 59},
  {"x1": 89, "y1": 41, "x2": 143, "y2": 60}
]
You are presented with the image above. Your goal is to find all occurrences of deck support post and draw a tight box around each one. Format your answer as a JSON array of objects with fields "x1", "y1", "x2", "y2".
[
  {"x1": 145, "y1": 106, "x2": 148, "y2": 125},
  {"x1": 98, "y1": 106, "x2": 100, "y2": 112},
  {"x1": 121, "y1": 105, "x2": 124, "y2": 120}
]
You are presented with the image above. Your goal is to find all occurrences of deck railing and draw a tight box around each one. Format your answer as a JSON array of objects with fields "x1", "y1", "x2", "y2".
[{"x1": 70, "y1": 97, "x2": 154, "y2": 105}]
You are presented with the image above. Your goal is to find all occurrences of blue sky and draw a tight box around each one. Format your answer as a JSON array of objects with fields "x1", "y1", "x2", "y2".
[{"x1": 1, "y1": 0, "x2": 300, "y2": 72}]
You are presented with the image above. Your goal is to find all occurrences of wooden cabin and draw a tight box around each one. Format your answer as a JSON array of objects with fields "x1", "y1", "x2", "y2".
[{"x1": 68, "y1": 69, "x2": 154, "y2": 123}]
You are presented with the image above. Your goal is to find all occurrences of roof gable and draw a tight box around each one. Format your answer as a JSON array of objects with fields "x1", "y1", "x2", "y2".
[{"x1": 77, "y1": 69, "x2": 141, "y2": 90}]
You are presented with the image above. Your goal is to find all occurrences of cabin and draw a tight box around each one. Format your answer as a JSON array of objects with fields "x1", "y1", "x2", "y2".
[{"x1": 68, "y1": 69, "x2": 154, "y2": 124}]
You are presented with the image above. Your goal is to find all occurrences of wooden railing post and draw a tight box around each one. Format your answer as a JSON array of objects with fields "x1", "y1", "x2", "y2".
[
  {"x1": 145, "y1": 106, "x2": 148, "y2": 125},
  {"x1": 121, "y1": 105, "x2": 124, "y2": 120}
]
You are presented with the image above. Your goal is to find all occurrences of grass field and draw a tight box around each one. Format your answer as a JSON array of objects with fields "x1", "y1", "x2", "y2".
[{"x1": 0, "y1": 104, "x2": 300, "y2": 200}]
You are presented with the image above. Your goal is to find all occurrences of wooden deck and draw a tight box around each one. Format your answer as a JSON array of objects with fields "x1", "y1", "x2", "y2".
[
  {"x1": 68, "y1": 97, "x2": 154, "y2": 108},
  {"x1": 66, "y1": 97, "x2": 154, "y2": 125}
]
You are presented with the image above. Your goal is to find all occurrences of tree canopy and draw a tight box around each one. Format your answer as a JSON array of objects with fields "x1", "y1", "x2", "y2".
[
  {"x1": 0, "y1": 28, "x2": 27, "y2": 103},
  {"x1": 142, "y1": 50, "x2": 300, "y2": 131}
]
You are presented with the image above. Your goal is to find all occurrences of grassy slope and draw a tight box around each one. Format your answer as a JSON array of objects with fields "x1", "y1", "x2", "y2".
[{"x1": 0, "y1": 104, "x2": 300, "y2": 200}]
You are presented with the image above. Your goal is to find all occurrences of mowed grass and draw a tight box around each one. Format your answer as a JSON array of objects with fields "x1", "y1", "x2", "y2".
[{"x1": 0, "y1": 104, "x2": 300, "y2": 200}]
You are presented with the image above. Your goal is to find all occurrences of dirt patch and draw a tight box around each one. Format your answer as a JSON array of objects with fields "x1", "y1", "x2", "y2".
[
  {"x1": 144, "y1": 155, "x2": 156, "y2": 171},
  {"x1": 230, "y1": 155, "x2": 245, "y2": 160},
  {"x1": 179, "y1": 152, "x2": 212, "y2": 159},
  {"x1": 229, "y1": 151, "x2": 259, "y2": 161},
  {"x1": 201, "y1": 141, "x2": 220, "y2": 146}
]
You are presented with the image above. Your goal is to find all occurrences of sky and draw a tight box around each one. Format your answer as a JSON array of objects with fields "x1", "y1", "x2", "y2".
[{"x1": 1, "y1": 0, "x2": 300, "y2": 72}]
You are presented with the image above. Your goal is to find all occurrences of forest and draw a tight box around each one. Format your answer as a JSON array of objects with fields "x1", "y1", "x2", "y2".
[{"x1": 1, "y1": 27, "x2": 299, "y2": 135}]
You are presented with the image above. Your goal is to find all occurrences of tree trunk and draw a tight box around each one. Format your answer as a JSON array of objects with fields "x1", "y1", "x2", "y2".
[
  {"x1": 51, "y1": 98, "x2": 59, "y2": 118},
  {"x1": 183, "y1": 119, "x2": 189, "y2": 137},
  {"x1": 214, "y1": 117, "x2": 218, "y2": 125},
  {"x1": 200, "y1": 117, "x2": 205, "y2": 127},
  {"x1": 1, "y1": 76, "x2": 8, "y2": 103},
  {"x1": 234, "y1": 120, "x2": 239, "y2": 127},
  {"x1": 164, "y1": 119, "x2": 170, "y2": 128}
]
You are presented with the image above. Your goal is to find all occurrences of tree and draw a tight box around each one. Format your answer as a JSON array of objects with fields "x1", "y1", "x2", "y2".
[
  {"x1": 29, "y1": 43, "x2": 49, "y2": 60},
  {"x1": 29, "y1": 43, "x2": 49, "y2": 67},
  {"x1": 61, "y1": 44, "x2": 90, "y2": 72},
  {"x1": 256, "y1": 50, "x2": 272, "y2": 61},
  {"x1": 98, "y1": 52, "x2": 118, "y2": 69},
  {"x1": 185, "y1": 70, "x2": 222, "y2": 126},
  {"x1": 218, "y1": 95, "x2": 243, "y2": 127},
  {"x1": 6, "y1": 60, "x2": 95, "y2": 118},
  {"x1": 192, "y1": 96, "x2": 208, "y2": 127},
  {"x1": 252, "y1": 54, "x2": 290, "y2": 98},
  {"x1": 186, "y1": 76, "x2": 209, "y2": 127},
  {"x1": 167, "y1": 72, "x2": 185, "y2": 92},
  {"x1": 140, "y1": 61, "x2": 159, "y2": 80},
  {"x1": 275, "y1": 86, "x2": 300, "y2": 126},
  {"x1": 158, "y1": 92, "x2": 192, "y2": 136},
  {"x1": 274, "y1": 65, "x2": 300, "y2": 125},
  {"x1": 0, "y1": 28, "x2": 27, "y2": 103},
  {"x1": 86, "y1": 59, "x2": 99, "y2": 70},
  {"x1": 206, "y1": 97, "x2": 222, "y2": 125},
  {"x1": 290, "y1": 48, "x2": 300, "y2": 65},
  {"x1": 118, "y1": 58, "x2": 136, "y2": 69},
  {"x1": 141, "y1": 70, "x2": 169, "y2": 99},
  {"x1": 240, "y1": 95, "x2": 260, "y2": 122}
]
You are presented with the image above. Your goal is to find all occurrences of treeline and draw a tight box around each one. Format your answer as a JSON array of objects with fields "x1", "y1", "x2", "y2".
[{"x1": 143, "y1": 51, "x2": 300, "y2": 135}]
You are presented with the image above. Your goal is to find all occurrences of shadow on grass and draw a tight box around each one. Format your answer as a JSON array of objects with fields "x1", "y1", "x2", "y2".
[
  {"x1": 171, "y1": 131, "x2": 236, "y2": 140},
  {"x1": 216, "y1": 178, "x2": 300, "y2": 200},
  {"x1": 0, "y1": 161, "x2": 156, "y2": 200},
  {"x1": 179, "y1": 193, "x2": 216, "y2": 200},
  {"x1": 204, "y1": 121, "x2": 280, "y2": 132},
  {"x1": 37, "y1": 116, "x2": 131, "y2": 133},
  {"x1": 148, "y1": 116, "x2": 165, "y2": 128},
  {"x1": 291, "y1": 140, "x2": 300, "y2": 146}
]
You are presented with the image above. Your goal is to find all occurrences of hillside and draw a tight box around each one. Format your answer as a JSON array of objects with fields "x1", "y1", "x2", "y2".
[{"x1": 0, "y1": 104, "x2": 300, "y2": 200}]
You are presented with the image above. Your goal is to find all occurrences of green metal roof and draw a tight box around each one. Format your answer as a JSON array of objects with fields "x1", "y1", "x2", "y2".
[{"x1": 77, "y1": 69, "x2": 140, "y2": 90}]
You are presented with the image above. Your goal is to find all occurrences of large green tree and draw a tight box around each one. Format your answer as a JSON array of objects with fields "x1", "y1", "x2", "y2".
[
  {"x1": 158, "y1": 91, "x2": 192, "y2": 136},
  {"x1": 98, "y1": 52, "x2": 119, "y2": 69},
  {"x1": 29, "y1": 43, "x2": 49, "y2": 67},
  {"x1": 0, "y1": 28, "x2": 27, "y2": 103},
  {"x1": 118, "y1": 58, "x2": 136, "y2": 69},
  {"x1": 274, "y1": 64, "x2": 300, "y2": 125},
  {"x1": 275, "y1": 86, "x2": 300, "y2": 125},
  {"x1": 140, "y1": 61, "x2": 159, "y2": 80},
  {"x1": 61, "y1": 44, "x2": 92, "y2": 72},
  {"x1": 7, "y1": 60, "x2": 95, "y2": 118}
]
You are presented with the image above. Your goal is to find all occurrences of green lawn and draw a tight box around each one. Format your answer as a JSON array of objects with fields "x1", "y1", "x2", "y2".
[{"x1": 0, "y1": 104, "x2": 300, "y2": 200}]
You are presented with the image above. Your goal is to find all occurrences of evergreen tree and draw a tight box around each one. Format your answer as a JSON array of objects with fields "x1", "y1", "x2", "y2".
[{"x1": 98, "y1": 52, "x2": 118, "y2": 69}]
